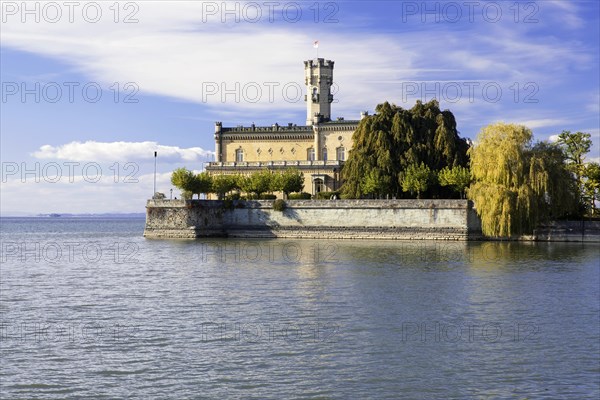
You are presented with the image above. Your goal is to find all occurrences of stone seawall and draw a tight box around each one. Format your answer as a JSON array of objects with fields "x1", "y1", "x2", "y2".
[
  {"x1": 533, "y1": 220, "x2": 600, "y2": 242},
  {"x1": 144, "y1": 199, "x2": 483, "y2": 240}
]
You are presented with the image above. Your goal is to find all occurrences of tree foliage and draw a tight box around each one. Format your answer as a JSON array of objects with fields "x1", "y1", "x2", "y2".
[
  {"x1": 193, "y1": 172, "x2": 213, "y2": 197},
  {"x1": 438, "y1": 165, "x2": 471, "y2": 198},
  {"x1": 361, "y1": 169, "x2": 391, "y2": 198},
  {"x1": 556, "y1": 130, "x2": 592, "y2": 167},
  {"x1": 239, "y1": 170, "x2": 273, "y2": 198},
  {"x1": 342, "y1": 100, "x2": 469, "y2": 198},
  {"x1": 172, "y1": 168, "x2": 305, "y2": 200},
  {"x1": 401, "y1": 162, "x2": 434, "y2": 199},
  {"x1": 467, "y1": 123, "x2": 578, "y2": 237},
  {"x1": 211, "y1": 174, "x2": 237, "y2": 199},
  {"x1": 171, "y1": 168, "x2": 196, "y2": 198},
  {"x1": 171, "y1": 168, "x2": 214, "y2": 199},
  {"x1": 278, "y1": 168, "x2": 305, "y2": 196},
  {"x1": 555, "y1": 130, "x2": 594, "y2": 214},
  {"x1": 583, "y1": 162, "x2": 600, "y2": 215}
]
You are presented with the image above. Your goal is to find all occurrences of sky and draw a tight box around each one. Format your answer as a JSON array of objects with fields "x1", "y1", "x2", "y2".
[{"x1": 1, "y1": 0, "x2": 599, "y2": 215}]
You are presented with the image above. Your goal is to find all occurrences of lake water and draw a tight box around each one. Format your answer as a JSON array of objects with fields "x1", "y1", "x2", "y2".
[{"x1": 1, "y1": 217, "x2": 599, "y2": 399}]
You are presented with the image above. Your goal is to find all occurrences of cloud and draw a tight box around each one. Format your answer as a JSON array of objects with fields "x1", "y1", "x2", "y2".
[
  {"x1": 2, "y1": 1, "x2": 598, "y2": 215},
  {"x1": 544, "y1": 0, "x2": 584, "y2": 29},
  {"x1": 0, "y1": 170, "x2": 176, "y2": 215},
  {"x1": 513, "y1": 119, "x2": 568, "y2": 130},
  {"x1": 31, "y1": 141, "x2": 213, "y2": 163},
  {"x1": 588, "y1": 156, "x2": 600, "y2": 164},
  {"x1": 1, "y1": 0, "x2": 592, "y2": 120}
]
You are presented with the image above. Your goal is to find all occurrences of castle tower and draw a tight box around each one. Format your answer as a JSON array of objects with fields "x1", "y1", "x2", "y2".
[{"x1": 304, "y1": 58, "x2": 334, "y2": 125}]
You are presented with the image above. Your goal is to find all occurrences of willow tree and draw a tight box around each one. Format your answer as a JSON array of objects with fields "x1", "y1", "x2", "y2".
[
  {"x1": 342, "y1": 100, "x2": 469, "y2": 198},
  {"x1": 468, "y1": 123, "x2": 577, "y2": 237}
]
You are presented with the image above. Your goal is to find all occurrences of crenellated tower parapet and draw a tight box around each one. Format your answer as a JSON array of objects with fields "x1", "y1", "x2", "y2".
[{"x1": 305, "y1": 58, "x2": 334, "y2": 125}]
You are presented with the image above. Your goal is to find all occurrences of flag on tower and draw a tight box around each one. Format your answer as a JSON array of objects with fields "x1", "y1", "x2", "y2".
[{"x1": 313, "y1": 40, "x2": 319, "y2": 48}]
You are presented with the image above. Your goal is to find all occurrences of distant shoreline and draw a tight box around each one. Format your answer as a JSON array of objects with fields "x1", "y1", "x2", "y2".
[{"x1": 0, "y1": 213, "x2": 146, "y2": 218}]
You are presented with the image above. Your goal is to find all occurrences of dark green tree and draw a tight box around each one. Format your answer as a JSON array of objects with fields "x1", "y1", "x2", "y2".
[{"x1": 342, "y1": 100, "x2": 469, "y2": 198}]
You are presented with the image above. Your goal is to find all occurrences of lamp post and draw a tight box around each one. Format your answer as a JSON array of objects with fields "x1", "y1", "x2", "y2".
[{"x1": 170, "y1": 188, "x2": 173, "y2": 200}]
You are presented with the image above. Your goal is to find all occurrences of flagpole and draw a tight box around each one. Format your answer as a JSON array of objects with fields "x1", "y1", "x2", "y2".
[{"x1": 153, "y1": 151, "x2": 157, "y2": 196}]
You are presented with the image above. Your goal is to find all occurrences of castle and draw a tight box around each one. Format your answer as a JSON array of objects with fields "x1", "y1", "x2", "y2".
[{"x1": 205, "y1": 58, "x2": 367, "y2": 195}]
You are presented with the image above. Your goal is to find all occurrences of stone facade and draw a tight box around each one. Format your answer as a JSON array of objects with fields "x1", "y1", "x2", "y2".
[
  {"x1": 144, "y1": 199, "x2": 483, "y2": 240},
  {"x1": 205, "y1": 58, "x2": 366, "y2": 196}
]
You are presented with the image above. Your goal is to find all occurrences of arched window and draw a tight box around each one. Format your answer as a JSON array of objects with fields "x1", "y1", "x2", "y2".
[
  {"x1": 235, "y1": 149, "x2": 244, "y2": 162},
  {"x1": 322, "y1": 147, "x2": 328, "y2": 161},
  {"x1": 307, "y1": 148, "x2": 315, "y2": 161},
  {"x1": 314, "y1": 178, "x2": 324, "y2": 193},
  {"x1": 336, "y1": 147, "x2": 345, "y2": 161}
]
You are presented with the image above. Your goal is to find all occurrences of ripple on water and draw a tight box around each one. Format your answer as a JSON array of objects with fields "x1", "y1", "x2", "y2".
[{"x1": 1, "y1": 222, "x2": 598, "y2": 399}]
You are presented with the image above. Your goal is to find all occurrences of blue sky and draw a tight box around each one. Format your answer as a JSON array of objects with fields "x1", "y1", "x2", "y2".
[{"x1": 1, "y1": 0, "x2": 599, "y2": 214}]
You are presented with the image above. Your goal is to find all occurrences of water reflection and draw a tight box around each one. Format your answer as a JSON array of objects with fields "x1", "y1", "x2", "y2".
[{"x1": 2, "y1": 221, "x2": 598, "y2": 399}]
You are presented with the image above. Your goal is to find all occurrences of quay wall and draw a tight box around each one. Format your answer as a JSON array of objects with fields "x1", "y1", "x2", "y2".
[
  {"x1": 144, "y1": 199, "x2": 483, "y2": 240},
  {"x1": 533, "y1": 220, "x2": 600, "y2": 243}
]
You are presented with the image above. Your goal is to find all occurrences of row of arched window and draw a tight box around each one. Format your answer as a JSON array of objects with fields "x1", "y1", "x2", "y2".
[{"x1": 235, "y1": 147, "x2": 345, "y2": 162}]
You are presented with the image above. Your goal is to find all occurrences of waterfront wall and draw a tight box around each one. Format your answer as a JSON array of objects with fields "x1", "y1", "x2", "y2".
[
  {"x1": 533, "y1": 220, "x2": 600, "y2": 242},
  {"x1": 144, "y1": 199, "x2": 483, "y2": 240}
]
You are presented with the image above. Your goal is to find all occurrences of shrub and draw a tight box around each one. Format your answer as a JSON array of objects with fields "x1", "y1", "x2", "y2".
[
  {"x1": 259, "y1": 194, "x2": 277, "y2": 200},
  {"x1": 317, "y1": 191, "x2": 340, "y2": 199},
  {"x1": 273, "y1": 199, "x2": 286, "y2": 211},
  {"x1": 225, "y1": 192, "x2": 241, "y2": 200},
  {"x1": 288, "y1": 192, "x2": 312, "y2": 200},
  {"x1": 222, "y1": 199, "x2": 234, "y2": 209}
]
